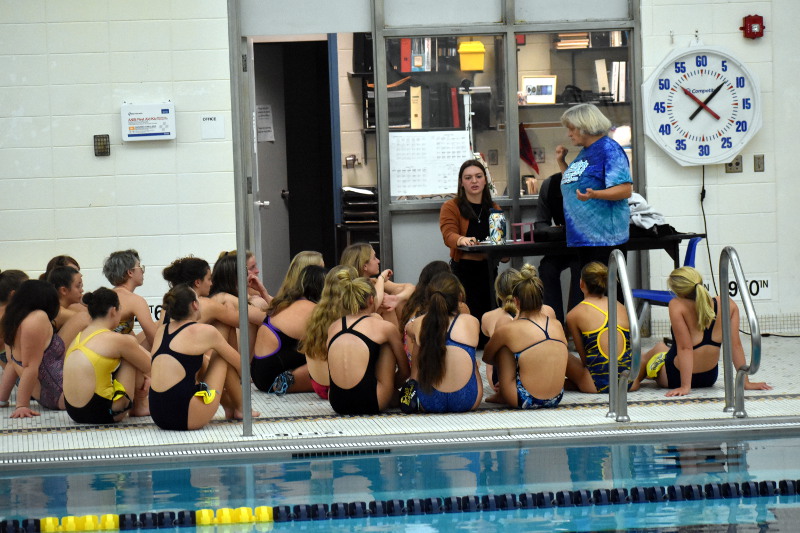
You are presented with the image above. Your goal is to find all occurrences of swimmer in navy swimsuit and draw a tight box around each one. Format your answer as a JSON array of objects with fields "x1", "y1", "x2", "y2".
[
  {"x1": 405, "y1": 272, "x2": 482, "y2": 413},
  {"x1": 414, "y1": 315, "x2": 480, "y2": 413},
  {"x1": 635, "y1": 267, "x2": 771, "y2": 395},
  {"x1": 483, "y1": 264, "x2": 569, "y2": 409},
  {"x1": 513, "y1": 317, "x2": 567, "y2": 409}
]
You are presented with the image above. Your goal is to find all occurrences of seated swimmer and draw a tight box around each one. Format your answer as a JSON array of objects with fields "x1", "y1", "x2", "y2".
[
  {"x1": 149, "y1": 284, "x2": 244, "y2": 431},
  {"x1": 564, "y1": 262, "x2": 634, "y2": 393},
  {"x1": 405, "y1": 272, "x2": 482, "y2": 413},
  {"x1": 63, "y1": 288, "x2": 151, "y2": 424},
  {"x1": 483, "y1": 264, "x2": 568, "y2": 409},
  {"x1": 325, "y1": 270, "x2": 409, "y2": 415}
]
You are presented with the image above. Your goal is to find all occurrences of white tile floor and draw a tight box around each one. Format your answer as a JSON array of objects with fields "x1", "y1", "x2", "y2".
[{"x1": 1, "y1": 335, "x2": 798, "y2": 468}]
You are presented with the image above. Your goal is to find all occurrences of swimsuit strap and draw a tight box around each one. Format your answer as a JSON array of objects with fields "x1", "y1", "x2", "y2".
[
  {"x1": 346, "y1": 315, "x2": 370, "y2": 330},
  {"x1": 76, "y1": 328, "x2": 112, "y2": 346},
  {"x1": 446, "y1": 314, "x2": 459, "y2": 336},
  {"x1": 516, "y1": 316, "x2": 565, "y2": 356}
]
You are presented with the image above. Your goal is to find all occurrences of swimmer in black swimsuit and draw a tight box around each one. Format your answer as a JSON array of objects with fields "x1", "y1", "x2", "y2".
[
  {"x1": 149, "y1": 284, "x2": 244, "y2": 430},
  {"x1": 634, "y1": 267, "x2": 771, "y2": 396},
  {"x1": 325, "y1": 271, "x2": 408, "y2": 415}
]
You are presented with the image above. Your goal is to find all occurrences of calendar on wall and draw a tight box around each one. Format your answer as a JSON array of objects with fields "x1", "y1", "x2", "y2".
[{"x1": 389, "y1": 130, "x2": 472, "y2": 197}]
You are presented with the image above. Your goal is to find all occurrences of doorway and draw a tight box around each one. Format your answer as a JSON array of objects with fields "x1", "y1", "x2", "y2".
[{"x1": 252, "y1": 39, "x2": 338, "y2": 292}]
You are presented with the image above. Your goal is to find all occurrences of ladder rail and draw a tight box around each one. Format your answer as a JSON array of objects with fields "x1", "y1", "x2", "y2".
[
  {"x1": 719, "y1": 246, "x2": 761, "y2": 418},
  {"x1": 606, "y1": 249, "x2": 641, "y2": 423}
]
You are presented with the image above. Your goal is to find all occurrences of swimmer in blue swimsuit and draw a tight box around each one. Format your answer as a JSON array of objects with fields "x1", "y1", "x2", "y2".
[
  {"x1": 483, "y1": 264, "x2": 569, "y2": 410},
  {"x1": 405, "y1": 272, "x2": 482, "y2": 414}
]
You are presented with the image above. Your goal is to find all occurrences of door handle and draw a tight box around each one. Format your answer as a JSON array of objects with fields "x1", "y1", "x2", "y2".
[
  {"x1": 254, "y1": 200, "x2": 270, "y2": 208},
  {"x1": 281, "y1": 189, "x2": 290, "y2": 200}
]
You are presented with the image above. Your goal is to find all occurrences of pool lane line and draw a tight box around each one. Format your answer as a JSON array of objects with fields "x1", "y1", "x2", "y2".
[{"x1": 2, "y1": 479, "x2": 799, "y2": 530}]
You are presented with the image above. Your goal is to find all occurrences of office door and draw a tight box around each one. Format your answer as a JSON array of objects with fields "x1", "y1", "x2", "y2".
[{"x1": 251, "y1": 40, "x2": 336, "y2": 293}]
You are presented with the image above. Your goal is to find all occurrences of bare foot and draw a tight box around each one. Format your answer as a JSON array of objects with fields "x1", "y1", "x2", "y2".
[
  {"x1": 225, "y1": 408, "x2": 260, "y2": 420},
  {"x1": 485, "y1": 392, "x2": 505, "y2": 404}
]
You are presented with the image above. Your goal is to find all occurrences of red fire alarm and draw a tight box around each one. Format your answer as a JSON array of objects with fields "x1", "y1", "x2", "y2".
[{"x1": 740, "y1": 14, "x2": 765, "y2": 39}]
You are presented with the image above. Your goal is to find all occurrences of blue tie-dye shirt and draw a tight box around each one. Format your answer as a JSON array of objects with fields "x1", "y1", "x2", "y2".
[{"x1": 560, "y1": 136, "x2": 632, "y2": 247}]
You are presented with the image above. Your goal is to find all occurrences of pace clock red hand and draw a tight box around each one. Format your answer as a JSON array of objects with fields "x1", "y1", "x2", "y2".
[
  {"x1": 688, "y1": 82, "x2": 725, "y2": 120},
  {"x1": 681, "y1": 86, "x2": 721, "y2": 120}
]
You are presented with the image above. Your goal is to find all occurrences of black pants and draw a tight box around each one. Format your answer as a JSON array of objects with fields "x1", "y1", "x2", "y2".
[
  {"x1": 577, "y1": 243, "x2": 629, "y2": 302},
  {"x1": 539, "y1": 253, "x2": 583, "y2": 325},
  {"x1": 450, "y1": 258, "x2": 496, "y2": 347}
]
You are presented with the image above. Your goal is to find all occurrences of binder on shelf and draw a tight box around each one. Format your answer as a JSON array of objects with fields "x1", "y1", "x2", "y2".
[
  {"x1": 618, "y1": 61, "x2": 627, "y2": 102},
  {"x1": 450, "y1": 87, "x2": 461, "y2": 129},
  {"x1": 400, "y1": 38, "x2": 412, "y2": 73},
  {"x1": 594, "y1": 59, "x2": 610, "y2": 95},
  {"x1": 410, "y1": 85, "x2": 422, "y2": 129}
]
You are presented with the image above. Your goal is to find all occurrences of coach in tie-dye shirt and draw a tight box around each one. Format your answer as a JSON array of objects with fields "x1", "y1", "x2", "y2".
[{"x1": 555, "y1": 103, "x2": 632, "y2": 267}]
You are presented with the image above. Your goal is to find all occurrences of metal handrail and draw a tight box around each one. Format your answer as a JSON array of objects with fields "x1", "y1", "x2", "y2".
[
  {"x1": 719, "y1": 246, "x2": 761, "y2": 418},
  {"x1": 607, "y1": 249, "x2": 642, "y2": 422}
]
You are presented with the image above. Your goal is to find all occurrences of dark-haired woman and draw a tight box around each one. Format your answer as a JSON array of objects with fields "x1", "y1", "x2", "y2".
[
  {"x1": 565, "y1": 261, "x2": 634, "y2": 393},
  {"x1": 163, "y1": 256, "x2": 245, "y2": 328},
  {"x1": 439, "y1": 159, "x2": 501, "y2": 346},
  {"x1": 149, "y1": 284, "x2": 243, "y2": 431},
  {"x1": 325, "y1": 270, "x2": 408, "y2": 414},
  {"x1": 47, "y1": 266, "x2": 84, "y2": 330},
  {"x1": 483, "y1": 265, "x2": 568, "y2": 409},
  {"x1": 405, "y1": 272, "x2": 482, "y2": 413},
  {"x1": 0, "y1": 270, "x2": 29, "y2": 404},
  {"x1": 252, "y1": 255, "x2": 325, "y2": 395},
  {"x1": 63, "y1": 288, "x2": 151, "y2": 423},
  {"x1": 0, "y1": 280, "x2": 65, "y2": 417},
  {"x1": 209, "y1": 252, "x2": 270, "y2": 357},
  {"x1": 39, "y1": 255, "x2": 80, "y2": 282}
]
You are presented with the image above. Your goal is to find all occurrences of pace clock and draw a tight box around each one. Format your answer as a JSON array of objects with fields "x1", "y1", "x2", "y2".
[{"x1": 642, "y1": 46, "x2": 762, "y2": 166}]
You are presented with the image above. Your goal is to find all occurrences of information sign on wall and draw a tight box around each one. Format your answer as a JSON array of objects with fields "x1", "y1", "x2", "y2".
[{"x1": 121, "y1": 102, "x2": 176, "y2": 141}]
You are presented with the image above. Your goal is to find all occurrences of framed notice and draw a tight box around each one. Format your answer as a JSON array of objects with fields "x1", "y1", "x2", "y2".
[
  {"x1": 121, "y1": 102, "x2": 176, "y2": 141},
  {"x1": 522, "y1": 75, "x2": 557, "y2": 105}
]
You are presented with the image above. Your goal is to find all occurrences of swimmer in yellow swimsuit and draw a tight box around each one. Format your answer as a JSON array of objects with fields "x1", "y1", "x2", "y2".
[{"x1": 63, "y1": 288, "x2": 151, "y2": 424}]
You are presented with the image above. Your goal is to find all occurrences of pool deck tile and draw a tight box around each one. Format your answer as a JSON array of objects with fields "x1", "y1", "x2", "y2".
[{"x1": 0, "y1": 335, "x2": 798, "y2": 467}]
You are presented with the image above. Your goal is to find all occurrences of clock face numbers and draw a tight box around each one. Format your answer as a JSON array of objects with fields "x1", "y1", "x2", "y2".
[{"x1": 643, "y1": 48, "x2": 761, "y2": 166}]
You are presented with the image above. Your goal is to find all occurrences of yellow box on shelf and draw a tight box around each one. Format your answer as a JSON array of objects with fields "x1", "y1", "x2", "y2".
[{"x1": 458, "y1": 41, "x2": 485, "y2": 71}]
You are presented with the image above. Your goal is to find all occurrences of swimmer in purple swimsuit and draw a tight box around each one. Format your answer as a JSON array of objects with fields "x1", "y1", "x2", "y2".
[{"x1": 1, "y1": 280, "x2": 65, "y2": 418}]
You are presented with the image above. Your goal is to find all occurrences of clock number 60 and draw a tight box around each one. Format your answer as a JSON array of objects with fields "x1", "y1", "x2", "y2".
[{"x1": 695, "y1": 55, "x2": 708, "y2": 67}]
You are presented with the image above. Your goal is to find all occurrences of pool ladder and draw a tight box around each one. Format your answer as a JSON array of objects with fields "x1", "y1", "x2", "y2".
[{"x1": 606, "y1": 246, "x2": 761, "y2": 422}]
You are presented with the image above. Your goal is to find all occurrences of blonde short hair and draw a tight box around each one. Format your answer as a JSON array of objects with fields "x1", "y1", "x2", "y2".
[{"x1": 560, "y1": 103, "x2": 612, "y2": 136}]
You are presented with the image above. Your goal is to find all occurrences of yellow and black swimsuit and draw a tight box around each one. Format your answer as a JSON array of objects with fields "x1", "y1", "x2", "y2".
[{"x1": 64, "y1": 329, "x2": 131, "y2": 424}]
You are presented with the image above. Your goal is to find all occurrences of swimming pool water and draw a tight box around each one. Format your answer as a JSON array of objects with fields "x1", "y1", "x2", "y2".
[{"x1": 3, "y1": 434, "x2": 800, "y2": 532}]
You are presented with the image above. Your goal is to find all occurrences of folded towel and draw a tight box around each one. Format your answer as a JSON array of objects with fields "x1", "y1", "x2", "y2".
[{"x1": 629, "y1": 192, "x2": 666, "y2": 230}]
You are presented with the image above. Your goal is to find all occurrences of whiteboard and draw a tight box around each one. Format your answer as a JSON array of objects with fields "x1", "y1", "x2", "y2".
[{"x1": 389, "y1": 130, "x2": 473, "y2": 197}]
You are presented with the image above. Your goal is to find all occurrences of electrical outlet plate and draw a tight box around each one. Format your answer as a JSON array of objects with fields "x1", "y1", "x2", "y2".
[
  {"x1": 754, "y1": 154, "x2": 764, "y2": 172},
  {"x1": 725, "y1": 155, "x2": 743, "y2": 173}
]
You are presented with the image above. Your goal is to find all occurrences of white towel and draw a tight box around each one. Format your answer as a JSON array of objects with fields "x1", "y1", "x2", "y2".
[{"x1": 629, "y1": 192, "x2": 666, "y2": 229}]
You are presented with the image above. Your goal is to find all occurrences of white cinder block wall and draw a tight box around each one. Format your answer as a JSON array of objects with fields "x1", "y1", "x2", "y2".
[
  {"x1": 0, "y1": 0, "x2": 236, "y2": 312},
  {"x1": 3, "y1": 0, "x2": 798, "y2": 330},
  {"x1": 641, "y1": 0, "x2": 797, "y2": 331}
]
